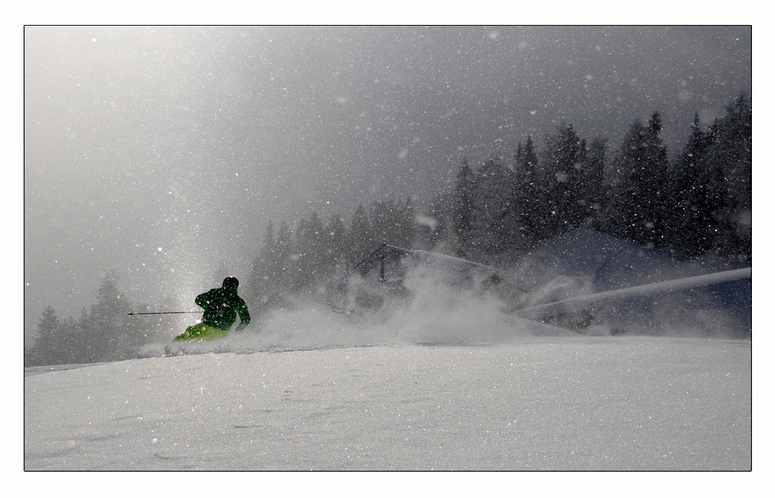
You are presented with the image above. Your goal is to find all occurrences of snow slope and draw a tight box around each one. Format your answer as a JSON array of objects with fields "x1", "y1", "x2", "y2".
[
  {"x1": 24, "y1": 229, "x2": 753, "y2": 472},
  {"x1": 25, "y1": 336, "x2": 750, "y2": 471}
]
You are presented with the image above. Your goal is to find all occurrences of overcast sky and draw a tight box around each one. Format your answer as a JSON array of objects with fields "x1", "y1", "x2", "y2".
[{"x1": 24, "y1": 26, "x2": 751, "y2": 334}]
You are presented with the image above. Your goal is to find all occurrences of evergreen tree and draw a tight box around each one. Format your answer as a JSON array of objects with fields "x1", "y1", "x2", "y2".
[
  {"x1": 294, "y1": 211, "x2": 327, "y2": 291},
  {"x1": 347, "y1": 203, "x2": 376, "y2": 266},
  {"x1": 289, "y1": 216, "x2": 309, "y2": 292},
  {"x1": 238, "y1": 93, "x2": 750, "y2": 320},
  {"x1": 644, "y1": 112, "x2": 672, "y2": 245},
  {"x1": 58, "y1": 315, "x2": 81, "y2": 364},
  {"x1": 26, "y1": 305, "x2": 60, "y2": 367},
  {"x1": 248, "y1": 221, "x2": 275, "y2": 302},
  {"x1": 452, "y1": 158, "x2": 475, "y2": 257},
  {"x1": 398, "y1": 197, "x2": 417, "y2": 248},
  {"x1": 603, "y1": 112, "x2": 670, "y2": 247},
  {"x1": 275, "y1": 221, "x2": 294, "y2": 289},
  {"x1": 707, "y1": 93, "x2": 752, "y2": 262},
  {"x1": 522, "y1": 135, "x2": 539, "y2": 176},
  {"x1": 541, "y1": 124, "x2": 585, "y2": 234},
  {"x1": 513, "y1": 142, "x2": 523, "y2": 172},
  {"x1": 263, "y1": 220, "x2": 276, "y2": 257},
  {"x1": 250, "y1": 219, "x2": 296, "y2": 311},
  {"x1": 470, "y1": 158, "x2": 513, "y2": 255},
  {"x1": 248, "y1": 222, "x2": 275, "y2": 311},
  {"x1": 324, "y1": 214, "x2": 348, "y2": 274},
  {"x1": 580, "y1": 137, "x2": 607, "y2": 223},
  {"x1": 72, "y1": 308, "x2": 90, "y2": 363},
  {"x1": 667, "y1": 113, "x2": 713, "y2": 257},
  {"x1": 82, "y1": 270, "x2": 132, "y2": 362},
  {"x1": 370, "y1": 199, "x2": 396, "y2": 245},
  {"x1": 509, "y1": 135, "x2": 541, "y2": 252}
]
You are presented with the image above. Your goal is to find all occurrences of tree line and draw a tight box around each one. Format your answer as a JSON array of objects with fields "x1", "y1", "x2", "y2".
[
  {"x1": 27, "y1": 94, "x2": 751, "y2": 366},
  {"x1": 25, "y1": 270, "x2": 184, "y2": 367},
  {"x1": 447, "y1": 94, "x2": 750, "y2": 263},
  {"x1": 246, "y1": 94, "x2": 751, "y2": 312}
]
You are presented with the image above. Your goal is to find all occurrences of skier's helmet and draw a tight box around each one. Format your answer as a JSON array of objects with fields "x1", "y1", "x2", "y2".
[{"x1": 223, "y1": 276, "x2": 239, "y2": 289}]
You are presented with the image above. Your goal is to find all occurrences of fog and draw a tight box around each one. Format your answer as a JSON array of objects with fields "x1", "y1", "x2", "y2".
[{"x1": 24, "y1": 26, "x2": 752, "y2": 338}]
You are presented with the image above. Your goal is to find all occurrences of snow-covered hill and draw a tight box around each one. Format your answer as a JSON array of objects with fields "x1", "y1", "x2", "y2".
[
  {"x1": 24, "y1": 229, "x2": 752, "y2": 472},
  {"x1": 25, "y1": 336, "x2": 751, "y2": 471}
]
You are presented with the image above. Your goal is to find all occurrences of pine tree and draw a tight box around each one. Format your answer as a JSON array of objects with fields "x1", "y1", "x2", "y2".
[
  {"x1": 290, "y1": 216, "x2": 309, "y2": 292},
  {"x1": 704, "y1": 94, "x2": 752, "y2": 262},
  {"x1": 58, "y1": 315, "x2": 81, "y2": 364},
  {"x1": 26, "y1": 305, "x2": 60, "y2": 367},
  {"x1": 645, "y1": 111, "x2": 671, "y2": 246},
  {"x1": 294, "y1": 211, "x2": 326, "y2": 291},
  {"x1": 275, "y1": 221, "x2": 294, "y2": 290},
  {"x1": 470, "y1": 158, "x2": 513, "y2": 255},
  {"x1": 72, "y1": 308, "x2": 90, "y2": 363},
  {"x1": 581, "y1": 137, "x2": 607, "y2": 223},
  {"x1": 370, "y1": 200, "x2": 396, "y2": 245},
  {"x1": 324, "y1": 214, "x2": 347, "y2": 274},
  {"x1": 258, "y1": 220, "x2": 295, "y2": 309},
  {"x1": 347, "y1": 203, "x2": 375, "y2": 266},
  {"x1": 84, "y1": 270, "x2": 132, "y2": 362},
  {"x1": 510, "y1": 135, "x2": 542, "y2": 251},
  {"x1": 247, "y1": 221, "x2": 276, "y2": 312},
  {"x1": 513, "y1": 142, "x2": 523, "y2": 172},
  {"x1": 542, "y1": 124, "x2": 585, "y2": 233},
  {"x1": 523, "y1": 135, "x2": 539, "y2": 177},
  {"x1": 603, "y1": 113, "x2": 670, "y2": 247},
  {"x1": 667, "y1": 113, "x2": 713, "y2": 257},
  {"x1": 398, "y1": 197, "x2": 417, "y2": 249},
  {"x1": 452, "y1": 158, "x2": 475, "y2": 257},
  {"x1": 263, "y1": 220, "x2": 276, "y2": 256}
]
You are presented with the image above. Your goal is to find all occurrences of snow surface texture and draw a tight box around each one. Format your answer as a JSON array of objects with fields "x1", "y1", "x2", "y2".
[
  {"x1": 24, "y1": 230, "x2": 752, "y2": 470},
  {"x1": 25, "y1": 337, "x2": 751, "y2": 471}
]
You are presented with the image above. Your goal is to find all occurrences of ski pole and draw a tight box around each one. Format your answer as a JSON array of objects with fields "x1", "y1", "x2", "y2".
[{"x1": 127, "y1": 311, "x2": 203, "y2": 316}]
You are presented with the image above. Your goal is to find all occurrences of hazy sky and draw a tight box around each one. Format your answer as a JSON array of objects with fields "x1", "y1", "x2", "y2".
[{"x1": 24, "y1": 26, "x2": 751, "y2": 335}]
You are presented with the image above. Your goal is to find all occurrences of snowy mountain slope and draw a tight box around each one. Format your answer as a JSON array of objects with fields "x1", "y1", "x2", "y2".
[{"x1": 25, "y1": 336, "x2": 751, "y2": 471}]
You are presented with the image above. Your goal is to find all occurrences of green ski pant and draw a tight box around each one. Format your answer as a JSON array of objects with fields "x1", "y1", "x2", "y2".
[{"x1": 173, "y1": 323, "x2": 228, "y2": 341}]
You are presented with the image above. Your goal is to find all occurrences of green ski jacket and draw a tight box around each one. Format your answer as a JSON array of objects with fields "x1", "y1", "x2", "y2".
[{"x1": 195, "y1": 286, "x2": 250, "y2": 331}]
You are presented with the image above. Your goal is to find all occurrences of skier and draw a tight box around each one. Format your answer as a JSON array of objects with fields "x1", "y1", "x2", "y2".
[{"x1": 174, "y1": 276, "x2": 251, "y2": 340}]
